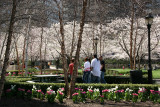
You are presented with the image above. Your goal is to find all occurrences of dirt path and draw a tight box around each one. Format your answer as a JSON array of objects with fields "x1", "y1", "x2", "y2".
[{"x1": 0, "y1": 97, "x2": 160, "y2": 107}]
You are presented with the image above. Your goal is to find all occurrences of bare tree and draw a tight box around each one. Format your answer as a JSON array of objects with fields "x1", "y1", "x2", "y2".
[
  {"x1": 129, "y1": 0, "x2": 135, "y2": 70},
  {"x1": 0, "y1": 0, "x2": 17, "y2": 100},
  {"x1": 0, "y1": 33, "x2": 7, "y2": 60},
  {"x1": 69, "y1": 0, "x2": 88, "y2": 98},
  {"x1": 54, "y1": 0, "x2": 69, "y2": 96},
  {"x1": 40, "y1": 27, "x2": 43, "y2": 74},
  {"x1": 13, "y1": 34, "x2": 21, "y2": 73}
]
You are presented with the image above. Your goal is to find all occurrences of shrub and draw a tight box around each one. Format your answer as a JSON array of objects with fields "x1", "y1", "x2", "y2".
[
  {"x1": 26, "y1": 90, "x2": 32, "y2": 100},
  {"x1": 46, "y1": 90, "x2": 56, "y2": 103},
  {"x1": 28, "y1": 68, "x2": 38, "y2": 73},
  {"x1": 45, "y1": 86, "x2": 56, "y2": 103},
  {"x1": 4, "y1": 76, "x2": 160, "y2": 97},
  {"x1": 3, "y1": 82, "x2": 160, "y2": 104},
  {"x1": 17, "y1": 88, "x2": 25, "y2": 99},
  {"x1": 56, "y1": 88, "x2": 64, "y2": 103},
  {"x1": 72, "y1": 93, "x2": 79, "y2": 103}
]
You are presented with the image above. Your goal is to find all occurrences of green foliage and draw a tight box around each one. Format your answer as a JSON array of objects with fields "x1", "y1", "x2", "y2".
[
  {"x1": 17, "y1": 88, "x2": 25, "y2": 99},
  {"x1": 45, "y1": 91, "x2": 56, "y2": 103},
  {"x1": 72, "y1": 93, "x2": 79, "y2": 103},
  {"x1": 100, "y1": 96, "x2": 104, "y2": 104},
  {"x1": 4, "y1": 83, "x2": 160, "y2": 104},
  {"x1": 132, "y1": 94, "x2": 138, "y2": 103},
  {"x1": 28, "y1": 68, "x2": 39, "y2": 73},
  {"x1": 152, "y1": 69, "x2": 160, "y2": 79},
  {"x1": 109, "y1": 69, "x2": 148, "y2": 74},
  {"x1": 6, "y1": 68, "x2": 38, "y2": 76},
  {"x1": 56, "y1": 90, "x2": 64, "y2": 103},
  {"x1": 124, "y1": 90, "x2": 132, "y2": 101},
  {"x1": 4, "y1": 77, "x2": 160, "y2": 104},
  {"x1": 108, "y1": 69, "x2": 160, "y2": 79},
  {"x1": 87, "y1": 89, "x2": 94, "y2": 100},
  {"x1": 75, "y1": 84, "x2": 160, "y2": 93},
  {"x1": 109, "y1": 69, "x2": 130, "y2": 74},
  {"x1": 6, "y1": 76, "x2": 32, "y2": 82},
  {"x1": 4, "y1": 77, "x2": 160, "y2": 95},
  {"x1": 7, "y1": 70, "x2": 22, "y2": 73},
  {"x1": 4, "y1": 81, "x2": 65, "y2": 94}
]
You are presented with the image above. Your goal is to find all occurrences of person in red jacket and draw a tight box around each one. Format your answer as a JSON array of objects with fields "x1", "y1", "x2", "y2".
[{"x1": 68, "y1": 59, "x2": 74, "y2": 81}]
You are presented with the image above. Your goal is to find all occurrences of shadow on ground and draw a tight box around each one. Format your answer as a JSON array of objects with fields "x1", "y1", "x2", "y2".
[{"x1": 1, "y1": 97, "x2": 160, "y2": 107}]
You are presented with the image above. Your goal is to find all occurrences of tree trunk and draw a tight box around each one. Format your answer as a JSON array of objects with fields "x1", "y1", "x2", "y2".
[
  {"x1": 0, "y1": 33, "x2": 7, "y2": 60},
  {"x1": 14, "y1": 36, "x2": 20, "y2": 73},
  {"x1": 55, "y1": 0, "x2": 69, "y2": 96},
  {"x1": 129, "y1": 1, "x2": 134, "y2": 70},
  {"x1": 22, "y1": 38, "x2": 26, "y2": 75},
  {"x1": 0, "y1": 0, "x2": 17, "y2": 100},
  {"x1": 70, "y1": 0, "x2": 88, "y2": 98},
  {"x1": 92, "y1": 24, "x2": 95, "y2": 54},
  {"x1": 69, "y1": 8, "x2": 77, "y2": 60},
  {"x1": 25, "y1": 15, "x2": 31, "y2": 77},
  {"x1": 44, "y1": 38, "x2": 47, "y2": 70},
  {"x1": 133, "y1": 19, "x2": 138, "y2": 70},
  {"x1": 40, "y1": 27, "x2": 43, "y2": 75},
  {"x1": 99, "y1": 24, "x2": 102, "y2": 56}
]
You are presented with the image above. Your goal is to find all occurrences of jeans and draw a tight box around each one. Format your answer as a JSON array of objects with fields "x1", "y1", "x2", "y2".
[
  {"x1": 83, "y1": 71, "x2": 91, "y2": 83},
  {"x1": 91, "y1": 73, "x2": 100, "y2": 83},
  {"x1": 68, "y1": 74, "x2": 72, "y2": 82},
  {"x1": 101, "y1": 72, "x2": 106, "y2": 83}
]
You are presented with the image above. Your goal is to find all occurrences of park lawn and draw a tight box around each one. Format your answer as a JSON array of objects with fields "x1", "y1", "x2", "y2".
[
  {"x1": 110, "y1": 69, "x2": 131, "y2": 74},
  {"x1": 6, "y1": 76, "x2": 32, "y2": 82},
  {"x1": 152, "y1": 69, "x2": 160, "y2": 79},
  {"x1": 111, "y1": 69, "x2": 160, "y2": 79}
]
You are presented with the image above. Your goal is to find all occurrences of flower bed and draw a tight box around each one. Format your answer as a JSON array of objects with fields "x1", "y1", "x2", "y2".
[
  {"x1": 3, "y1": 85, "x2": 160, "y2": 104},
  {"x1": 4, "y1": 85, "x2": 65, "y2": 103},
  {"x1": 72, "y1": 86, "x2": 160, "y2": 104}
]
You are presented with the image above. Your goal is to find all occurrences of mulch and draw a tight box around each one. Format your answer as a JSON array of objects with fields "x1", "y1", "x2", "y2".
[{"x1": 0, "y1": 97, "x2": 160, "y2": 107}]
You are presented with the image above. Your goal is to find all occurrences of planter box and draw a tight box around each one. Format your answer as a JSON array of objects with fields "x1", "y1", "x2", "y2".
[{"x1": 130, "y1": 70, "x2": 142, "y2": 84}]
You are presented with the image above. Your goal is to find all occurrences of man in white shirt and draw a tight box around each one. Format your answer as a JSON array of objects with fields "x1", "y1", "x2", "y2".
[
  {"x1": 83, "y1": 57, "x2": 91, "y2": 83},
  {"x1": 91, "y1": 54, "x2": 101, "y2": 83}
]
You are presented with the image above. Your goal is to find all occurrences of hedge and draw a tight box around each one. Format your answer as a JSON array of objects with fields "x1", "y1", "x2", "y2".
[
  {"x1": 5, "y1": 75, "x2": 148, "y2": 84},
  {"x1": 75, "y1": 75, "x2": 148, "y2": 84},
  {"x1": 4, "y1": 82, "x2": 65, "y2": 93},
  {"x1": 6, "y1": 76, "x2": 32, "y2": 82},
  {"x1": 4, "y1": 76, "x2": 158, "y2": 95},
  {"x1": 4, "y1": 81, "x2": 160, "y2": 95}
]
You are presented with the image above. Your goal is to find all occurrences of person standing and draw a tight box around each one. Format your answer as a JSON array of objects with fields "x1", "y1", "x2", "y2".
[
  {"x1": 91, "y1": 54, "x2": 101, "y2": 83},
  {"x1": 83, "y1": 57, "x2": 91, "y2": 83},
  {"x1": 68, "y1": 59, "x2": 74, "y2": 82},
  {"x1": 99, "y1": 56, "x2": 106, "y2": 83}
]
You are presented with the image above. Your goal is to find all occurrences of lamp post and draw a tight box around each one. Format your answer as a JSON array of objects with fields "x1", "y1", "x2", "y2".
[
  {"x1": 145, "y1": 13, "x2": 153, "y2": 84},
  {"x1": 93, "y1": 37, "x2": 99, "y2": 55}
]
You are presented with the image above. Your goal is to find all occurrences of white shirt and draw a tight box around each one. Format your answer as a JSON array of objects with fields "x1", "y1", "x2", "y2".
[
  {"x1": 83, "y1": 61, "x2": 91, "y2": 72},
  {"x1": 91, "y1": 58, "x2": 101, "y2": 77}
]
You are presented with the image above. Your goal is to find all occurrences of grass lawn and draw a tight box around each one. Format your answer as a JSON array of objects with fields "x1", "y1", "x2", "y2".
[
  {"x1": 110, "y1": 69, "x2": 131, "y2": 74},
  {"x1": 111, "y1": 69, "x2": 160, "y2": 79},
  {"x1": 152, "y1": 69, "x2": 160, "y2": 79},
  {"x1": 6, "y1": 76, "x2": 32, "y2": 82}
]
